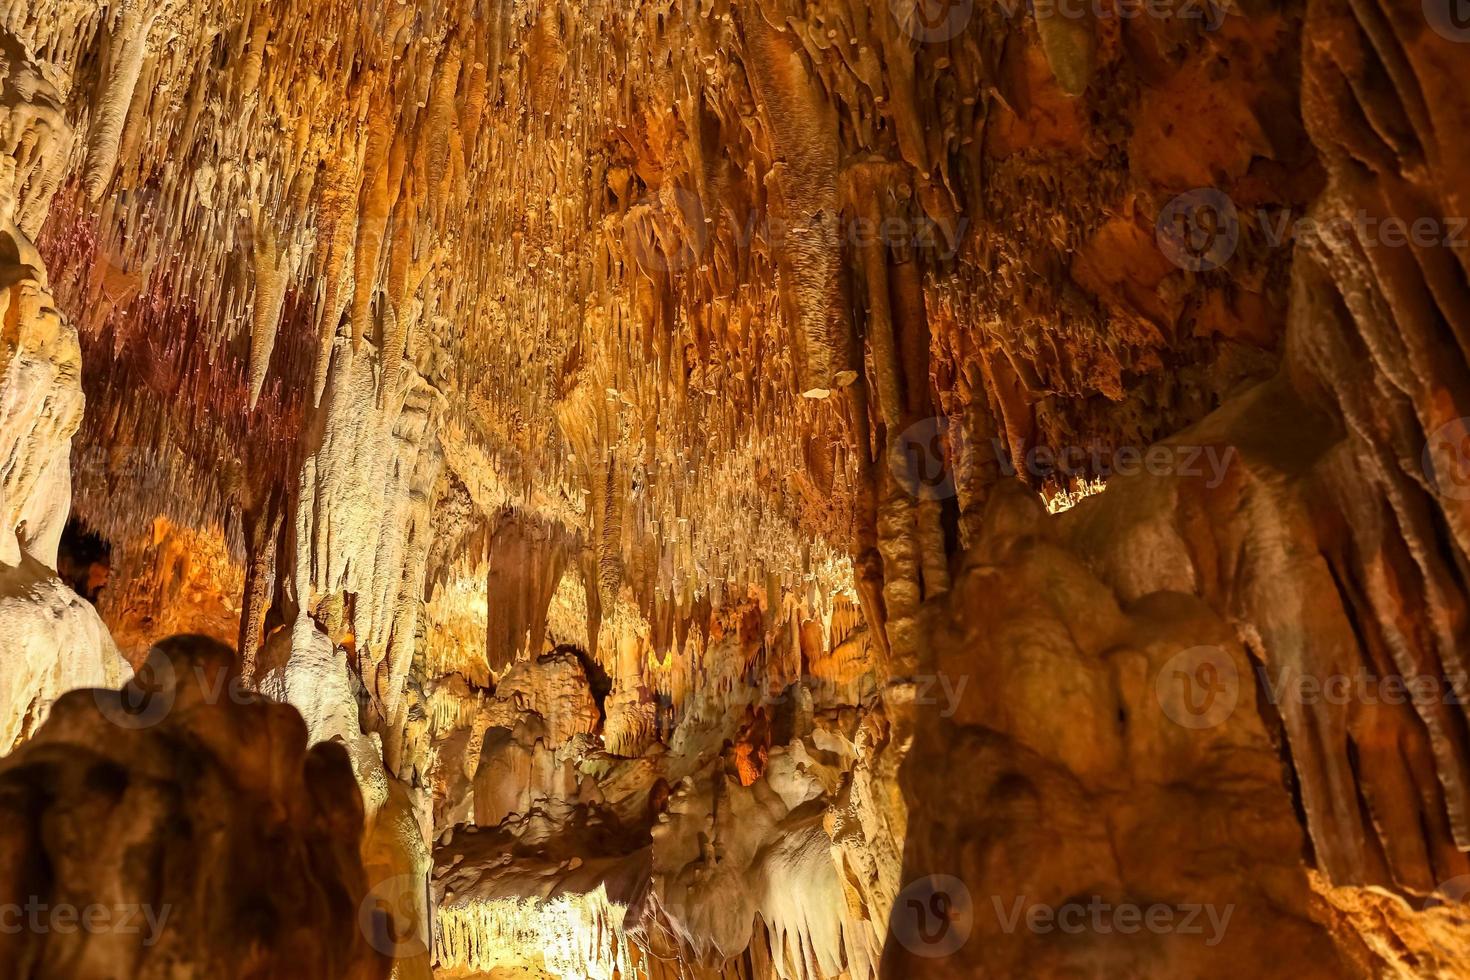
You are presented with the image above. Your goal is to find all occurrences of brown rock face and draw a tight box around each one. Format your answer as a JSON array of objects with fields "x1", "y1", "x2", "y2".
[
  {"x1": 892, "y1": 484, "x2": 1348, "y2": 977},
  {"x1": 0, "y1": 636, "x2": 389, "y2": 980}
]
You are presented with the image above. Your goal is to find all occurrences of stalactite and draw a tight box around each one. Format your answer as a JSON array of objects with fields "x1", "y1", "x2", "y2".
[
  {"x1": 742, "y1": 5, "x2": 854, "y2": 399},
  {"x1": 247, "y1": 210, "x2": 288, "y2": 409},
  {"x1": 81, "y1": 5, "x2": 150, "y2": 201},
  {"x1": 237, "y1": 490, "x2": 282, "y2": 681}
]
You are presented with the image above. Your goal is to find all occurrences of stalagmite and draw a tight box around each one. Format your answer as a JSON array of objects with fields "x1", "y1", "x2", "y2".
[{"x1": 0, "y1": 635, "x2": 391, "y2": 979}]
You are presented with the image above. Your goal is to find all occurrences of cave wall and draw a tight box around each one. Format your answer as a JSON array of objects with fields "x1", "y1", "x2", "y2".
[{"x1": 0, "y1": 27, "x2": 129, "y2": 756}]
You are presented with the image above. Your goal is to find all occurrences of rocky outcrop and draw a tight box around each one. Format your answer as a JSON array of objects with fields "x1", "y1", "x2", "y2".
[
  {"x1": 483, "y1": 650, "x2": 603, "y2": 745},
  {"x1": 894, "y1": 483, "x2": 1354, "y2": 977},
  {"x1": 437, "y1": 704, "x2": 891, "y2": 980},
  {"x1": 264, "y1": 344, "x2": 447, "y2": 980},
  {"x1": 0, "y1": 635, "x2": 390, "y2": 979},
  {"x1": 0, "y1": 554, "x2": 126, "y2": 755},
  {"x1": 425, "y1": 602, "x2": 900, "y2": 980},
  {"x1": 0, "y1": 26, "x2": 75, "y2": 571}
]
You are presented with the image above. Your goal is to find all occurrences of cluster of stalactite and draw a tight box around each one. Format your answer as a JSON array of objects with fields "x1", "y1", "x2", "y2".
[
  {"x1": 6, "y1": 0, "x2": 1314, "y2": 673},
  {"x1": 11, "y1": 0, "x2": 860, "y2": 643}
]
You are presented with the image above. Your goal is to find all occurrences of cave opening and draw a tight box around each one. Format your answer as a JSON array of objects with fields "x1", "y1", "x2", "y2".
[{"x1": 56, "y1": 518, "x2": 111, "y2": 605}]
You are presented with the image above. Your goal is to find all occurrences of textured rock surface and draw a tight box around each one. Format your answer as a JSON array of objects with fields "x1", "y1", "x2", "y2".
[
  {"x1": 0, "y1": 552, "x2": 126, "y2": 754},
  {"x1": 0, "y1": 24, "x2": 128, "y2": 758},
  {"x1": 0, "y1": 24, "x2": 74, "y2": 570},
  {"x1": 436, "y1": 688, "x2": 891, "y2": 980}
]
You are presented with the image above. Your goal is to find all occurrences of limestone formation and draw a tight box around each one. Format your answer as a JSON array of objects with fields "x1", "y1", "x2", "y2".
[
  {"x1": 0, "y1": 635, "x2": 390, "y2": 979},
  {"x1": 0, "y1": 23, "x2": 127, "y2": 757}
]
